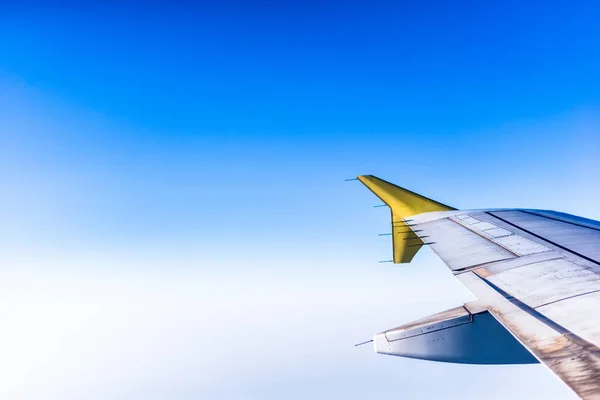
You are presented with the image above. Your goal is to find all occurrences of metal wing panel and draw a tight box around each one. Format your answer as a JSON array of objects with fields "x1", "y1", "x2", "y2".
[
  {"x1": 492, "y1": 235, "x2": 552, "y2": 256},
  {"x1": 537, "y1": 292, "x2": 600, "y2": 350},
  {"x1": 409, "y1": 208, "x2": 600, "y2": 399},
  {"x1": 467, "y1": 251, "x2": 563, "y2": 275},
  {"x1": 484, "y1": 258, "x2": 600, "y2": 308},
  {"x1": 416, "y1": 217, "x2": 516, "y2": 270},
  {"x1": 457, "y1": 271, "x2": 600, "y2": 400},
  {"x1": 357, "y1": 177, "x2": 600, "y2": 399},
  {"x1": 525, "y1": 210, "x2": 600, "y2": 231},
  {"x1": 488, "y1": 210, "x2": 600, "y2": 265}
]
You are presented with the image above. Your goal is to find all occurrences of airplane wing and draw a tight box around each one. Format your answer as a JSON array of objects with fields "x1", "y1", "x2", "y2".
[{"x1": 357, "y1": 175, "x2": 600, "y2": 400}]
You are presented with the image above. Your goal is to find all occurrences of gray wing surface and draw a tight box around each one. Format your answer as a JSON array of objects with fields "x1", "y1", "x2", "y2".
[{"x1": 357, "y1": 176, "x2": 600, "y2": 400}]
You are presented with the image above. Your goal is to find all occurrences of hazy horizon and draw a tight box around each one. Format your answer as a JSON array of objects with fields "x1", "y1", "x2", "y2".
[{"x1": 1, "y1": 3, "x2": 599, "y2": 399}]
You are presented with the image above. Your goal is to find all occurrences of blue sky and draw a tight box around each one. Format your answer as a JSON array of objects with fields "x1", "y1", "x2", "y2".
[{"x1": 0, "y1": 2, "x2": 599, "y2": 399}]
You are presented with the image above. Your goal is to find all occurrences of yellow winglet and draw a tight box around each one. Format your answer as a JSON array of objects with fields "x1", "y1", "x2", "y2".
[{"x1": 357, "y1": 175, "x2": 455, "y2": 263}]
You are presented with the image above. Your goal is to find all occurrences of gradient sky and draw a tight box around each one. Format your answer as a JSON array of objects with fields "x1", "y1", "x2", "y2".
[{"x1": 1, "y1": 2, "x2": 599, "y2": 399}]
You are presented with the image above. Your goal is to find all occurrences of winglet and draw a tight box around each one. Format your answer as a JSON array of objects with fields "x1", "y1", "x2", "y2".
[{"x1": 357, "y1": 175, "x2": 455, "y2": 263}]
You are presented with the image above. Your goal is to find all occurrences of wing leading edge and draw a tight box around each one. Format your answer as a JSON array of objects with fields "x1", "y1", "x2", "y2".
[{"x1": 357, "y1": 175, "x2": 600, "y2": 400}]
